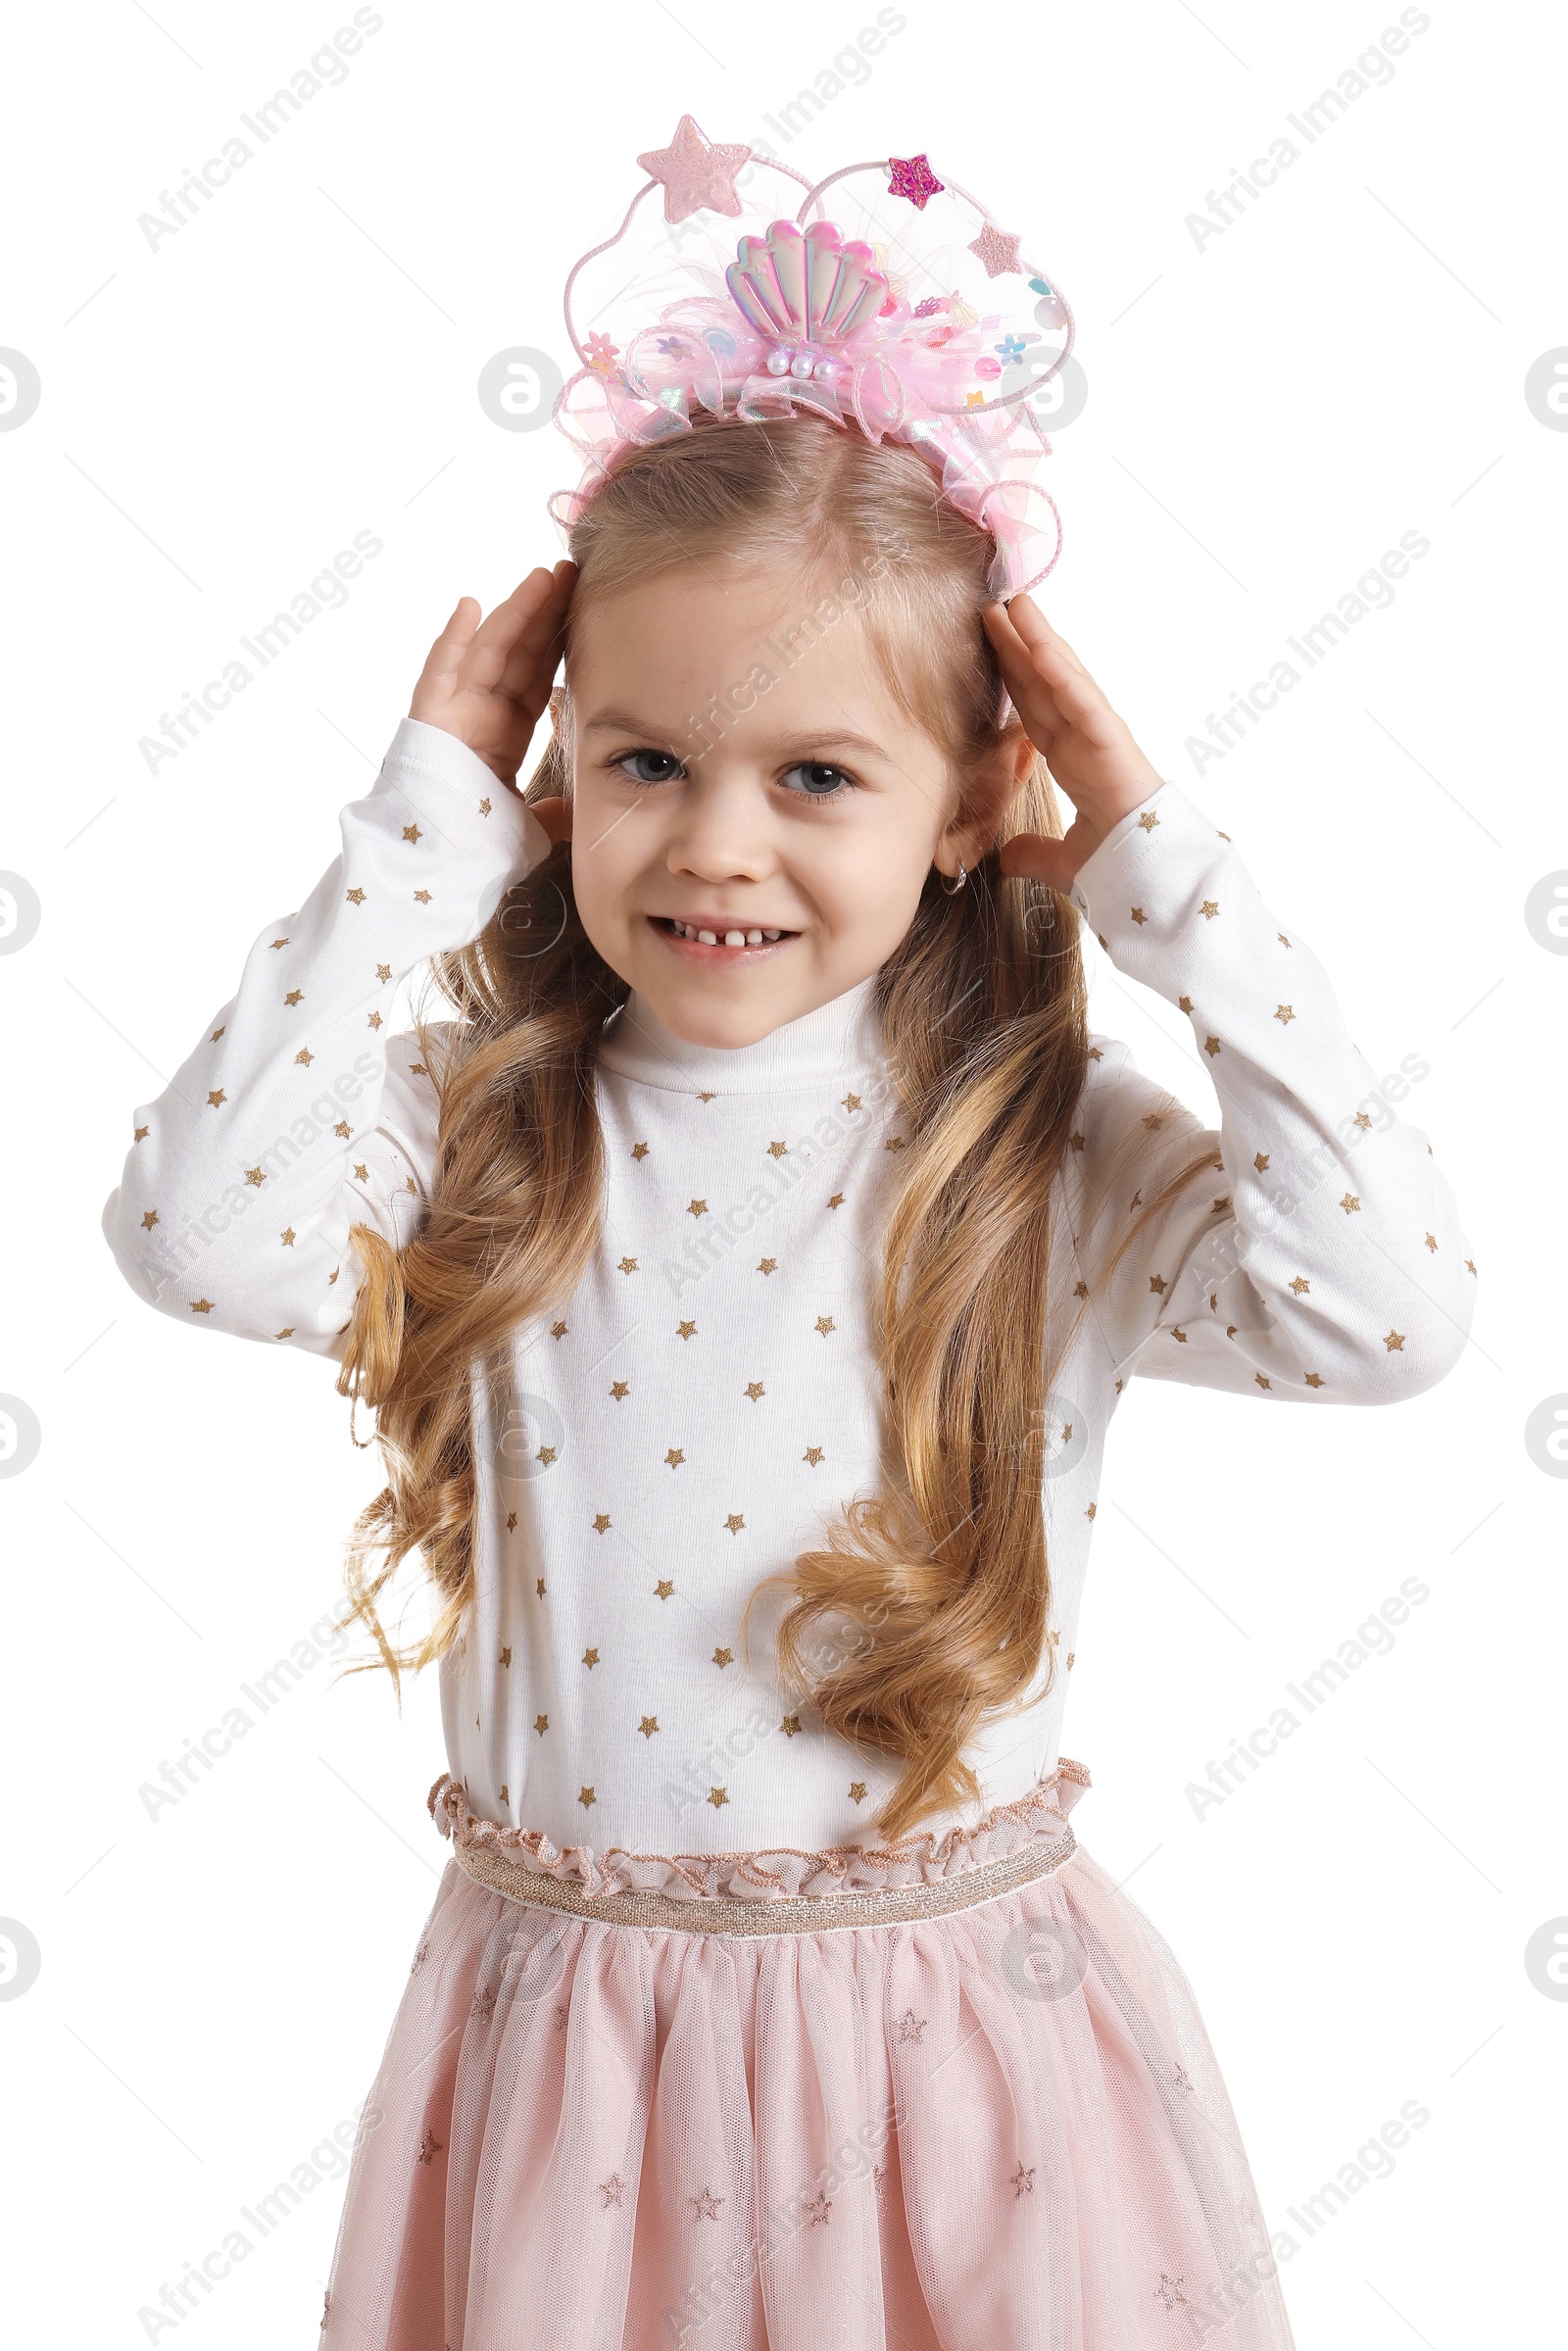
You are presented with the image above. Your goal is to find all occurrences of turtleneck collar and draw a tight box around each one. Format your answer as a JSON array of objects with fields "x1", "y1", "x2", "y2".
[{"x1": 598, "y1": 972, "x2": 884, "y2": 1095}]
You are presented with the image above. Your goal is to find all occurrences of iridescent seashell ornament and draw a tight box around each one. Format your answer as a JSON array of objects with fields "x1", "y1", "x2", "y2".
[{"x1": 725, "y1": 220, "x2": 888, "y2": 350}]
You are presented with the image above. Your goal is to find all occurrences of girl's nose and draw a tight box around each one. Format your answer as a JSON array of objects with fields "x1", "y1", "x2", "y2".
[{"x1": 663, "y1": 774, "x2": 775, "y2": 882}]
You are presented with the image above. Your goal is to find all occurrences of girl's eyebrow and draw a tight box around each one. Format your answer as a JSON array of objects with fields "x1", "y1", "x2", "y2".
[
  {"x1": 579, "y1": 707, "x2": 684, "y2": 737},
  {"x1": 581, "y1": 706, "x2": 892, "y2": 760},
  {"x1": 767, "y1": 726, "x2": 892, "y2": 760}
]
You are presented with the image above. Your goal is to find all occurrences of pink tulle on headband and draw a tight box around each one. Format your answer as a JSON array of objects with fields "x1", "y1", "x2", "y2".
[{"x1": 549, "y1": 117, "x2": 1075, "y2": 602}]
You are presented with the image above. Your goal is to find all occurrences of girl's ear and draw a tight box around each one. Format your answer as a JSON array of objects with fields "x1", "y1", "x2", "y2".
[
  {"x1": 1001, "y1": 720, "x2": 1038, "y2": 800},
  {"x1": 549, "y1": 684, "x2": 567, "y2": 731},
  {"x1": 934, "y1": 725, "x2": 1037, "y2": 879}
]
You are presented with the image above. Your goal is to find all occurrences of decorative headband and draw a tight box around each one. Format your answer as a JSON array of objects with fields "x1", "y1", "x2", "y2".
[{"x1": 549, "y1": 115, "x2": 1075, "y2": 601}]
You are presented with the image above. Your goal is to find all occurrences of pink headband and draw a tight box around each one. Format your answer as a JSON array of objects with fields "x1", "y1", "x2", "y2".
[{"x1": 550, "y1": 115, "x2": 1075, "y2": 601}]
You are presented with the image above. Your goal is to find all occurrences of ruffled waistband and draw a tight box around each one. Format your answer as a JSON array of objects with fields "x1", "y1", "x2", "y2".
[{"x1": 427, "y1": 1760, "x2": 1090, "y2": 1905}]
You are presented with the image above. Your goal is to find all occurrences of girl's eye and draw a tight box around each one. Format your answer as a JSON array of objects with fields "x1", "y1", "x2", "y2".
[
  {"x1": 609, "y1": 750, "x2": 855, "y2": 799},
  {"x1": 781, "y1": 760, "x2": 855, "y2": 801},
  {"x1": 612, "y1": 749, "x2": 686, "y2": 785}
]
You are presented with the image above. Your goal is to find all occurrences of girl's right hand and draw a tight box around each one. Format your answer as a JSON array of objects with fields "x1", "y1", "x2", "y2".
[{"x1": 409, "y1": 561, "x2": 577, "y2": 797}]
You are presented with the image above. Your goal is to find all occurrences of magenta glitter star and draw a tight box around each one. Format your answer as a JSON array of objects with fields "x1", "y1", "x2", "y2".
[
  {"x1": 969, "y1": 221, "x2": 1024, "y2": 277},
  {"x1": 636, "y1": 115, "x2": 753, "y2": 224},
  {"x1": 888, "y1": 152, "x2": 945, "y2": 210}
]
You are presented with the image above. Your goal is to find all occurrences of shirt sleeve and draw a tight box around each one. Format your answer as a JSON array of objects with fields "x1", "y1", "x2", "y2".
[
  {"x1": 101, "y1": 715, "x2": 553, "y2": 1360},
  {"x1": 1061, "y1": 780, "x2": 1477, "y2": 1403}
]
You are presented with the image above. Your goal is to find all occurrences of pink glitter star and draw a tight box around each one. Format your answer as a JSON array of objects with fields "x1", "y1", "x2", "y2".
[
  {"x1": 636, "y1": 115, "x2": 753, "y2": 223},
  {"x1": 888, "y1": 152, "x2": 945, "y2": 210},
  {"x1": 969, "y1": 221, "x2": 1024, "y2": 277}
]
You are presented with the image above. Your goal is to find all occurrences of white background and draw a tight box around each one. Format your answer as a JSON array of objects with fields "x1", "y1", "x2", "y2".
[{"x1": 2, "y1": 1, "x2": 1564, "y2": 2343}]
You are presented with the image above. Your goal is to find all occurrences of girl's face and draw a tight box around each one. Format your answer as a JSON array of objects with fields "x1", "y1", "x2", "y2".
[{"x1": 564, "y1": 562, "x2": 1017, "y2": 1047}]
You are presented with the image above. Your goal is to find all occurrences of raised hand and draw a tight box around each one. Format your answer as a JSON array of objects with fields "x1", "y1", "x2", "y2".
[
  {"x1": 410, "y1": 562, "x2": 577, "y2": 797},
  {"x1": 981, "y1": 593, "x2": 1164, "y2": 893}
]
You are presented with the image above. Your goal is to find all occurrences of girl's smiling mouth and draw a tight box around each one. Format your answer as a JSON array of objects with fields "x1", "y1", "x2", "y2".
[{"x1": 651, "y1": 913, "x2": 798, "y2": 959}]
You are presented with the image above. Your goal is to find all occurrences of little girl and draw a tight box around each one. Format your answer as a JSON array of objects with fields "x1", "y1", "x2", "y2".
[{"x1": 104, "y1": 136, "x2": 1473, "y2": 2351}]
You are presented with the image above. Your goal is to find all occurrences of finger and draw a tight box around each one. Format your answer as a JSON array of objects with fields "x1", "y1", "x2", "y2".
[
  {"x1": 412, "y1": 597, "x2": 481, "y2": 702},
  {"x1": 984, "y1": 599, "x2": 1059, "y2": 687},
  {"x1": 495, "y1": 565, "x2": 576, "y2": 708},
  {"x1": 489, "y1": 561, "x2": 576, "y2": 652},
  {"x1": 998, "y1": 831, "x2": 1076, "y2": 892},
  {"x1": 994, "y1": 593, "x2": 1091, "y2": 671},
  {"x1": 482, "y1": 575, "x2": 577, "y2": 716},
  {"x1": 985, "y1": 598, "x2": 1089, "y2": 688},
  {"x1": 984, "y1": 610, "x2": 1067, "y2": 750},
  {"x1": 988, "y1": 604, "x2": 1117, "y2": 743},
  {"x1": 460, "y1": 567, "x2": 569, "y2": 694}
]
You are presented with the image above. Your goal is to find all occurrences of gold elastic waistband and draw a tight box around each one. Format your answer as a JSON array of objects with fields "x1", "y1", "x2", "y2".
[{"x1": 447, "y1": 1818, "x2": 1079, "y2": 1936}]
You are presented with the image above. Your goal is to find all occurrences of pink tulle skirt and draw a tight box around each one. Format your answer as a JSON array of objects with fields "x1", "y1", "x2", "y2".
[{"x1": 318, "y1": 1774, "x2": 1294, "y2": 2351}]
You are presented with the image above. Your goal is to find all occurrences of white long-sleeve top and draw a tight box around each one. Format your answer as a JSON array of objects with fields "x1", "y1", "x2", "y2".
[{"x1": 102, "y1": 717, "x2": 1476, "y2": 1869}]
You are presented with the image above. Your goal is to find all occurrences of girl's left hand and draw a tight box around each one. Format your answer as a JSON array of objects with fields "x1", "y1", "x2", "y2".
[{"x1": 981, "y1": 594, "x2": 1165, "y2": 893}]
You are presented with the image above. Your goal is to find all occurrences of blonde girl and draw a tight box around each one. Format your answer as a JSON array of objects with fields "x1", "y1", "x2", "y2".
[{"x1": 105, "y1": 409, "x2": 1471, "y2": 2349}]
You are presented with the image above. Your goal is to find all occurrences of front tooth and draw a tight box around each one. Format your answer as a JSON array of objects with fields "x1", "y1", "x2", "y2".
[
  {"x1": 724, "y1": 930, "x2": 745, "y2": 947},
  {"x1": 746, "y1": 929, "x2": 762, "y2": 945},
  {"x1": 698, "y1": 929, "x2": 717, "y2": 946}
]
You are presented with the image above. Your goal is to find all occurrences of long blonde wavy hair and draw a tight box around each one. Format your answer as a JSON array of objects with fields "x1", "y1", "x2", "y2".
[{"x1": 334, "y1": 411, "x2": 1209, "y2": 1839}]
